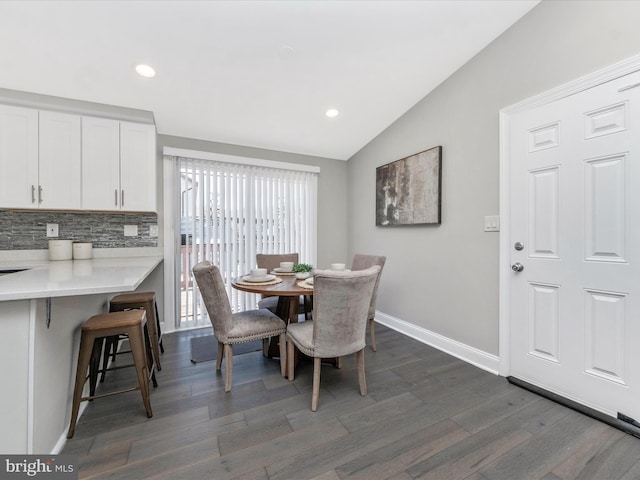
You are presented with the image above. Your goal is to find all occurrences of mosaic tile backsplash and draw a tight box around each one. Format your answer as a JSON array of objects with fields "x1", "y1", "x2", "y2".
[{"x1": 0, "y1": 210, "x2": 158, "y2": 250}]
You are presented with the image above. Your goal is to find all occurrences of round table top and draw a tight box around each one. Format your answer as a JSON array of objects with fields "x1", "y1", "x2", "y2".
[{"x1": 231, "y1": 274, "x2": 313, "y2": 296}]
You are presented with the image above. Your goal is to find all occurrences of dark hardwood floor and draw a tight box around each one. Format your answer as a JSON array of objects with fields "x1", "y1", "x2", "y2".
[{"x1": 62, "y1": 324, "x2": 640, "y2": 479}]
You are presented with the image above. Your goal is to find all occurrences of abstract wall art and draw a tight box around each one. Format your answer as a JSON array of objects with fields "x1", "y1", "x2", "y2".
[{"x1": 376, "y1": 146, "x2": 442, "y2": 226}]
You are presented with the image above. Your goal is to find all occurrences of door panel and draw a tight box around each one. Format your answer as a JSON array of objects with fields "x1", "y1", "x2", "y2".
[
  {"x1": 528, "y1": 166, "x2": 560, "y2": 258},
  {"x1": 584, "y1": 154, "x2": 626, "y2": 261},
  {"x1": 528, "y1": 282, "x2": 560, "y2": 363},
  {"x1": 509, "y1": 70, "x2": 640, "y2": 420}
]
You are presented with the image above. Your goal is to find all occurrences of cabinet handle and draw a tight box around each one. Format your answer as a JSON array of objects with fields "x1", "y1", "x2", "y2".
[
  {"x1": 38, "y1": 186, "x2": 43, "y2": 204},
  {"x1": 121, "y1": 190, "x2": 124, "y2": 207},
  {"x1": 115, "y1": 189, "x2": 118, "y2": 206},
  {"x1": 31, "y1": 185, "x2": 36, "y2": 204}
]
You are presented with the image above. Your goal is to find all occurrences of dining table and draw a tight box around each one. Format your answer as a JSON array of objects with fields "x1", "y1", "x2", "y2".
[{"x1": 231, "y1": 271, "x2": 313, "y2": 357}]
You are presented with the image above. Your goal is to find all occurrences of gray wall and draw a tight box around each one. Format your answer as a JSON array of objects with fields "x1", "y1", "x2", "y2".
[
  {"x1": 347, "y1": 0, "x2": 640, "y2": 355},
  {"x1": 157, "y1": 134, "x2": 348, "y2": 269}
]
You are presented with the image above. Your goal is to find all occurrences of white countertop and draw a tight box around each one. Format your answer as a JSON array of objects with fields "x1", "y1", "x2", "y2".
[{"x1": 0, "y1": 256, "x2": 163, "y2": 301}]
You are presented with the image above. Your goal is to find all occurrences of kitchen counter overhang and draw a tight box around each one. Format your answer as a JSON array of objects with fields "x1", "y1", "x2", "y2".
[{"x1": 0, "y1": 256, "x2": 163, "y2": 301}]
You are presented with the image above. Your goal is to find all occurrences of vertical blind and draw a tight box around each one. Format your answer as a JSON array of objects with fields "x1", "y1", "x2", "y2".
[{"x1": 177, "y1": 155, "x2": 318, "y2": 328}]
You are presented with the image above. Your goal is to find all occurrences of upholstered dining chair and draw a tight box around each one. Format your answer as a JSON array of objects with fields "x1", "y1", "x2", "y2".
[
  {"x1": 192, "y1": 261, "x2": 287, "y2": 392},
  {"x1": 351, "y1": 254, "x2": 386, "y2": 351},
  {"x1": 286, "y1": 265, "x2": 381, "y2": 411},
  {"x1": 256, "y1": 253, "x2": 311, "y2": 319}
]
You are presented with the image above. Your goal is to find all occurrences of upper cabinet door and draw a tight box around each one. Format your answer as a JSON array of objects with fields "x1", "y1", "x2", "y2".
[
  {"x1": 82, "y1": 116, "x2": 120, "y2": 211},
  {"x1": 39, "y1": 111, "x2": 81, "y2": 210},
  {"x1": 120, "y1": 121, "x2": 156, "y2": 212},
  {"x1": 0, "y1": 105, "x2": 39, "y2": 208}
]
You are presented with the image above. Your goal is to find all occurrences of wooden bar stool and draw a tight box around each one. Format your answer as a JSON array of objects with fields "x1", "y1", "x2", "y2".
[
  {"x1": 68, "y1": 310, "x2": 156, "y2": 438},
  {"x1": 107, "y1": 291, "x2": 163, "y2": 371}
]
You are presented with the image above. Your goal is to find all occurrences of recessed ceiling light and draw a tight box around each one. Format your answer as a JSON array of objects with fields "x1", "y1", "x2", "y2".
[
  {"x1": 325, "y1": 109, "x2": 340, "y2": 118},
  {"x1": 135, "y1": 64, "x2": 156, "y2": 78}
]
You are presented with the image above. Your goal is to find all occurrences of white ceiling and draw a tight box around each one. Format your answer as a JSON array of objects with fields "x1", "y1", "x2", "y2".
[{"x1": 0, "y1": 0, "x2": 539, "y2": 160}]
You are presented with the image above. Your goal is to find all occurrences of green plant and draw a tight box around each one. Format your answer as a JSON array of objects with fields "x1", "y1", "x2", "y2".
[{"x1": 292, "y1": 263, "x2": 313, "y2": 273}]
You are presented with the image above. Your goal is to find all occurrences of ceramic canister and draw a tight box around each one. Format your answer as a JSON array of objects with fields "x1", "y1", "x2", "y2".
[
  {"x1": 48, "y1": 239, "x2": 73, "y2": 261},
  {"x1": 72, "y1": 242, "x2": 93, "y2": 260}
]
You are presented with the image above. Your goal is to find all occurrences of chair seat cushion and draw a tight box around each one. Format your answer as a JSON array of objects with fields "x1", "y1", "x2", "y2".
[
  {"x1": 286, "y1": 320, "x2": 315, "y2": 357},
  {"x1": 226, "y1": 309, "x2": 286, "y2": 344}
]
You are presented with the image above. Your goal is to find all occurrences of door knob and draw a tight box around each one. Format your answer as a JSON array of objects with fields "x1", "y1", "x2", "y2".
[{"x1": 511, "y1": 263, "x2": 524, "y2": 272}]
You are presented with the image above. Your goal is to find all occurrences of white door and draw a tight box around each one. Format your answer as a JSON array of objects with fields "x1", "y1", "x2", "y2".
[{"x1": 509, "y1": 70, "x2": 640, "y2": 422}]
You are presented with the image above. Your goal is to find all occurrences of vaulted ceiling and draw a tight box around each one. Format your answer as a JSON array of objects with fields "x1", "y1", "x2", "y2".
[{"x1": 0, "y1": 0, "x2": 539, "y2": 160}]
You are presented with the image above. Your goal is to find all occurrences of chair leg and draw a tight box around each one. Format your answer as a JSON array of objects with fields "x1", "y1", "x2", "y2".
[
  {"x1": 312, "y1": 357, "x2": 321, "y2": 412},
  {"x1": 278, "y1": 333, "x2": 287, "y2": 377},
  {"x1": 100, "y1": 336, "x2": 114, "y2": 382},
  {"x1": 304, "y1": 295, "x2": 312, "y2": 320},
  {"x1": 287, "y1": 339, "x2": 295, "y2": 381},
  {"x1": 369, "y1": 317, "x2": 377, "y2": 352},
  {"x1": 224, "y1": 344, "x2": 233, "y2": 392},
  {"x1": 88, "y1": 338, "x2": 103, "y2": 397},
  {"x1": 143, "y1": 303, "x2": 162, "y2": 372},
  {"x1": 68, "y1": 332, "x2": 95, "y2": 438},
  {"x1": 155, "y1": 300, "x2": 164, "y2": 354},
  {"x1": 357, "y1": 348, "x2": 367, "y2": 396},
  {"x1": 129, "y1": 324, "x2": 153, "y2": 418},
  {"x1": 216, "y1": 341, "x2": 224, "y2": 371},
  {"x1": 143, "y1": 323, "x2": 158, "y2": 388}
]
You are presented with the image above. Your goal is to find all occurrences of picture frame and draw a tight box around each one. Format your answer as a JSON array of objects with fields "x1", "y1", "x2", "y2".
[{"x1": 375, "y1": 146, "x2": 442, "y2": 226}]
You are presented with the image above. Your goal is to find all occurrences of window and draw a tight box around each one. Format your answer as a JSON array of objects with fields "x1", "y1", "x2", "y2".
[{"x1": 175, "y1": 154, "x2": 318, "y2": 329}]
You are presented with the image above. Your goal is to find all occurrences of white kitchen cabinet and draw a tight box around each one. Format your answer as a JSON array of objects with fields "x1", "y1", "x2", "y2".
[
  {"x1": 82, "y1": 118, "x2": 156, "y2": 212},
  {"x1": 0, "y1": 104, "x2": 155, "y2": 212},
  {"x1": 81, "y1": 116, "x2": 120, "y2": 210},
  {"x1": 0, "y1": 107, "x2": 81, "y2": 210},
  {"x1": 38, "y1": 110, "x2": 81, "y2": 210},
  {"x1": 120, "y1": 121, "x2": 156, "y2": 212},
  {"x1": 0, "y1": 105, "x2": 39, "y2": 208}
]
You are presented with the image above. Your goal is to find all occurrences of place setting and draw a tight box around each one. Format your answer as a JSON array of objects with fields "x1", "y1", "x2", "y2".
[
  {"x1": 295, "y1": 262, "x2": 346, "y2": 289},
  {"x1": 237, "y1": 267, "x2": 283, "y2": 286},
  {"x1": 271, "y1": 261, "x2": 296, "y2": 276},
  {"x1": 297, "y1": 276, "x2": 314, "y2": 289}
]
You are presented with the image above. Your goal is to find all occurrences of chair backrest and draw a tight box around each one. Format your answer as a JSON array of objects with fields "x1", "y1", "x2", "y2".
[
  {"x1": 192, "y1": 261, "x2": 233, "y2": 342},
  {"x1": 312, "y1": 265, "x2": 381, "y2": 357},
  {"x1": 351, "y1": 254, "x2": 386, "y2": 319},
  {"x1": 256, "y1": 253, "x2": 299, "y2": 273}
]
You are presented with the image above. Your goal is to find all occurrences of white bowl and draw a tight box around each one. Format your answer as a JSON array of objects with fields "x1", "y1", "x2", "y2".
[
  {"x1": 251, "y1": 268, "x2": 268, "y2": 278},
  {"x1": 280, "y1": 261, "x2": 294, "y2": 272}
]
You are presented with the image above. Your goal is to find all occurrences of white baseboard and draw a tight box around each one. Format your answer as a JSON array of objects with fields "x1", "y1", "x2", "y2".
[
  {"x1": 375, "y1": 311, "x2": 500, "y2": 375},
  {"x1": 50, "y1": 402, "x2": 88, "y2": 454}
]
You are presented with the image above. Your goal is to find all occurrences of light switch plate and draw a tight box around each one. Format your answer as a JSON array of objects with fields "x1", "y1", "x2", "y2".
[
  {"x1": 124, "y1": 225, "x2": 138, "y2": 237},
  {"x1": 46, "y1": 223, "x2": 59, "y2": 237},
  {"x1": 484, "y1": 215, "x2": 500, "y2": 232},
  {"x1": 149, "y1": 224, "x2": 158, "y2": 237}
]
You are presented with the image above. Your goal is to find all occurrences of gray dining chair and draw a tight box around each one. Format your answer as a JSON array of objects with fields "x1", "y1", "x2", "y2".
[
  {"x1": 286, "y1": 265, "x2": 381, "y2": 411},
  {"x1": 192, "y1": 261, "x2": 287, "y2": 392},
  {"x1": 256, "y1": 253, "x2": 311, "y2": 319},
  {"x1": 351, "y1": 254, "x2": 386, "y2": 351}
]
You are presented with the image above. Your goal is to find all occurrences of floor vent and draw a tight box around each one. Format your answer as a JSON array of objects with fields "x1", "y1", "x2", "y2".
[{"x1": 507, "y1": 376, "x2": 640, "y2": 439}]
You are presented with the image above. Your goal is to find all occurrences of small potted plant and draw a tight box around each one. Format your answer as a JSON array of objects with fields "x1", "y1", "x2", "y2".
[{"x1": 292, "y1": 263, "x2": 313, "y2": 279}]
